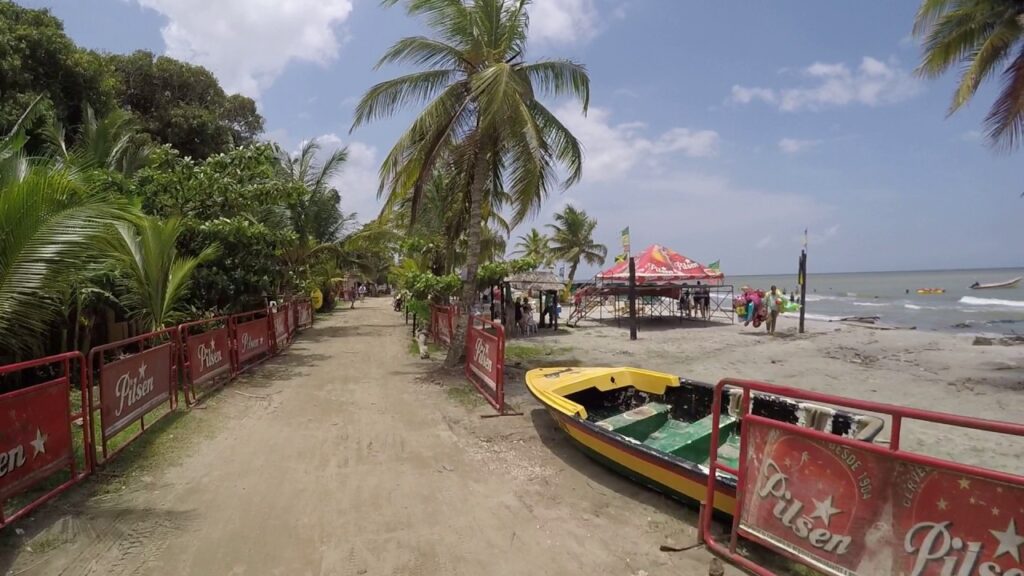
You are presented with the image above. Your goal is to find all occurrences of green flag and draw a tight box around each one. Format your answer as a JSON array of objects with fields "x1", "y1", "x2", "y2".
[
  {"x1": 620, "y1": 226, "x2": 630, "y2": 255},
  {"x1": 708, "y1": 260, "x2": 720, "y2": 270}
]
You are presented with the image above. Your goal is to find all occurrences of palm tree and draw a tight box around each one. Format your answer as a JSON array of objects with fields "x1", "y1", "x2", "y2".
[
  {"x1": 0, "y1": 167, "x2": 133, "y2": 358},
  {"x1": 101, "y1": 216, "x2": 220, "y2": 330},
  {"x1": 274, "y1": 138, "x2": 350, "y2": 243},
  {"x1": 914, "y1": 0, "x2": 1024, "y2": 149},
  {"x1": 44, "y1": 104, "x2": 154, "y2": 176},
  {"x1": 513, "y1": 228, "x2": 550, "y2": 266},
  {"x1": 352, "y1": 0, "x2": 589, "y2": 365},
  {"x1": 548, "y1": 205, "x2": 607, "y2": 289}
]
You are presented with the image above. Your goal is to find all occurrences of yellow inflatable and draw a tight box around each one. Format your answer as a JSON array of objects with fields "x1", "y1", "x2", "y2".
[{"x1": 311, "y1": 288, "x2": 324, "y2": 310}]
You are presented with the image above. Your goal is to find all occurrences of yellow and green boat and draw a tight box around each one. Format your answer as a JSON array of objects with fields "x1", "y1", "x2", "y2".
[{"x1": 526, "y1": 367, "x2": 884, "y2": 515}]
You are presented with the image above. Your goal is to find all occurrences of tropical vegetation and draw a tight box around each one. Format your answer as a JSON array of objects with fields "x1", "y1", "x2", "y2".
[
  {"x1": 353, "y1": 0, "x2": 590, "y2": 365},
  {"x1": 914, "y1": 0, "x2": 1024, "y2": 149},
  {"x1": 548, "y1": 205, "x2": 607, "y2": 289}
]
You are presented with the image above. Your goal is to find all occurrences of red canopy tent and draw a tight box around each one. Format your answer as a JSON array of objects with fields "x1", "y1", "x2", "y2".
[{"x1": 596, "y1": 244, "x2": 723, "y2": 285}]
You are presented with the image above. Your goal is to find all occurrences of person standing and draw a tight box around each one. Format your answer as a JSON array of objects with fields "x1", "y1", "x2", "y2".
[
  {"x1": 358, "y1": 283, "x2": 367, "y2": 300},
  {"x1": 765, "y1": 285, "x2": 782, "y2": 335}
]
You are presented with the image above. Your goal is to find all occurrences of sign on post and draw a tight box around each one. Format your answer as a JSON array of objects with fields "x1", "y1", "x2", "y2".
[
  {"x1": 0, "y1": 379, "x2": 74, "y2": 502},
  {"x1": 235, "y1": 316, "x2": 271, "y2": 364},
  {"x1": 464, "y1": 315, "x2": 505, "y2": 412},
  {"x1": 430, "y1": 304, "x2": 454, "y2": 346},
  {"x1": 272, "y1": 308, "x2": 290, "y2": 352},
  {"x1": 701, "y1": 378, "x2": 1024, "y2": 576},
  {"x1": 179, "y1": 319, "x2": 232, "y2": 405},
  {"x1": 99, "y1": 343, "x2": 174, "y2": 438}
]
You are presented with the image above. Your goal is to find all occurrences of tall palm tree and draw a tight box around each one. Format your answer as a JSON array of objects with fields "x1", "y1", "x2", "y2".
[
  {"x1": 548, "y1": 205, "x2": 607, "y2": 289},
  {"x1": 513, "y1": 228, "x2": 550, "y2": 266},
  {"x1": 274, "y1": 138, "x2": 350, "y2": 243},
  {"x1": 352, "y1": 0, "x2": 589, "y2": 365},
  {"x1": 101, "y1": 216, "x2": 220, "y2": 330},
  {"x1": 914, "y1": 0, "x2": 1024, "y2": 149}
]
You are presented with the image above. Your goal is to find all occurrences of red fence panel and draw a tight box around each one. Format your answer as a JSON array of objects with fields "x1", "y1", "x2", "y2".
[
  {"x1": 271, "y1": 304, "x2": 291, "y2": 353},
  {"x1": 464, "y1": 315, "x2": 505, "y2": 413},
  {"x1": 430, "y1": 304, "x2": 455, "y2": 346},
  {"x1": 0, "y1": 353, "x2": 90, "y2": 528},
  {"x1": 700, "y1": 378, "x2": 1024, "y2": 576},
  {"x1": 89, "y1": 328, "x2": 178, "y2": 465},
  {"x1": 178, "y1": 317, "x2": 233, "y2": 405},
  {"x1": 231, "y1": 308, "x2": 273, "y2": 373},
  {"x1": 294, "y1": 299, "x2": 314, "y2": 330}
]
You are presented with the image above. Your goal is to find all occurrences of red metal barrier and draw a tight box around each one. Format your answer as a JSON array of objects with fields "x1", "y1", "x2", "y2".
[
  {"x1": 271, "y1": 303, "x2": 291, "y2": 353},
  {"x1": 178, "y1": 317, "x2": 233, "y2": 405},
  {"x1": 294, "y1": 299, "x2": 314, "y2": 330},
  {"x1": 89, "y1": 328, "x2": 178, "y2": 465},
  {"x1": 231, "y1": 308, "x2": 273, "y2": 374},
  {"x1": 0, "y1": 353, "x2": 91, "y2": 528},
  {"x1": 464, "y1": 315, "x2": 505, "y2": 413},
  {"x1": 701, "y1": 378, "x2": 1024, "y2": 576},
  {"x1": 430, "y1": 304, "x2": 455, "y2": 346}
]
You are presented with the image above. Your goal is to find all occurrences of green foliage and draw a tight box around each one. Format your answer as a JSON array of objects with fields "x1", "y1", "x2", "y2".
[
  {"x1": 914, "y1": 0, "x2": 1024, "y2": 149},
  {"x1": 513, "y1": 228, "x2": 552, "y2": 266},
  {"x1": 476, "y1": 257, "x2": 539, "y2": 288},
  {"x1": 548, "y1": 205, "x2": 606, "y2": 288},
  {"x1": 0, "y1": 2, "x2": 117, "y2": 139},
  {"x1": 100, "y1": 216, "x2": 220, "y2": 330},
  {"x1": 106, "y1": 50, "x2": 264, "y2": 158}
]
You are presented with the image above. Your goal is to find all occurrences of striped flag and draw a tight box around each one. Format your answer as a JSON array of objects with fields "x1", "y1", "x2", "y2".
[{"x1": 621, "y1": 226, "x2": 631, "y2": 256}]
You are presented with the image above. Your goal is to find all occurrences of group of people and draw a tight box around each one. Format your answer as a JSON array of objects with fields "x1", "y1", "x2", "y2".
[
  {"x1": 735, "y1": 285, "x2": 785, "y2": 334},
  {"x1": 679, "y1": 281, "x2": 712, "y2": 320}
]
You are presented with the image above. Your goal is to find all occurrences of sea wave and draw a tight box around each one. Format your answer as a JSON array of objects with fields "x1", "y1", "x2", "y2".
[
  {"x1": 959, "y1": 296, "x2": 1024, "y2": 309},
  {"x1": 853, "y1": 302, "x2": 887, "y2": 307},
  {"x1": 803, "y1": 313, "x2": 845, "y2": 322}
]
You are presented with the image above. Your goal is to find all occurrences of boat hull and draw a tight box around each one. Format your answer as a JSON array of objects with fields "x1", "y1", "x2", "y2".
[
  {"x1": 970, "y1": 277, "x2": 1021, "y2": 290},
  {"x1": 539, "y1": 400, "x2": 738, "y2": 515}
]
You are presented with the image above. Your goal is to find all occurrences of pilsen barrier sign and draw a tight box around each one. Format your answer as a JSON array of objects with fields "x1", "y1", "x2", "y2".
[
  {"x1": 294, "y1": 298, "x2": 314, "y2": 330},
  {"x1": 90, "y1": 329, "x2": 178, "y2": 464},
  {"x1": 271, "y1": 303, "x2": 291, "y2": 353},
  {"x1": 179, "y1": 317, "x2": 233, "y2": 405},
  {"x1": 701, "y1": 378, "x2": 1024, "y2": 576},
  {"x1": 430, "y1": 304, "x2": 455, "y2": 346},
  {"x1": 0, "y1": 353, "x2": 91, "y2": 529},
  {"x1": 464, "y1": 315, "x2": 506, "y2": 413},
  {"x1": 231, "y1": 308, "x2": 273, "y2": 373}
]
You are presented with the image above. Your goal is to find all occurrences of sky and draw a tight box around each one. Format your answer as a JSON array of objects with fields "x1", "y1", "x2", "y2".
[{"x1": 24, "y1": 0, "x2": 1023, "y2": 276}]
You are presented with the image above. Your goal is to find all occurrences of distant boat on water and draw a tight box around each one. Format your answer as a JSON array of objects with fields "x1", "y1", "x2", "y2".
[{"x1": 970, "y1": 276, "x2": 1021, "y2": 290}]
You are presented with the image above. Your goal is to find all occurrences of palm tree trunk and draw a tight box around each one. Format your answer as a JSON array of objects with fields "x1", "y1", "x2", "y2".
[
  {"x1": 444, "y1": 139, "x2": 490, "y2": 368},
  {"x1": 567, "y1": 260, "x2": 579, "y2": 290}
]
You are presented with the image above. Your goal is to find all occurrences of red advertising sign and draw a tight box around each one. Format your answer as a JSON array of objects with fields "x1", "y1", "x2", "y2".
[
  {"x1": 272, "y1": 310, "x2": 289, "y2": 350},
  {"x1": 186, "y1": 327, "x2": 231, "y2": 385},
  {"x1": 296, "y1": 302, "x2": 313, "y2": 329},
  {"x1": 740, "y1": 421, "x2": 1024, "y2": 576},
  {"x1": 466, "y1": 325, "x2": 499, "y2": 393},
  {"x1": 0, "y1": 379, "x2": 73, "y2": 501},
  {"x1": 236, "y1": 317, "x2": 270, "y2": 361},
  {"x1": 100, "y1": 343, "x2": 173, "y2": 438}
]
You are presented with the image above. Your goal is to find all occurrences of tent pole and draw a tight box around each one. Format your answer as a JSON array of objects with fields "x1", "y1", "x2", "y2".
[{"x1": 628, "y1": 257, "x2": 638, "y2": 341}]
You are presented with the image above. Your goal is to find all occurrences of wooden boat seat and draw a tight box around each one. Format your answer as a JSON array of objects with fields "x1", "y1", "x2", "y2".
[
  {"x1": 643, "y1": 414, "x2": 737, "y2": 462},
  {"x1": 595, "y1": 402, "x2": 670, "y2": 441}
]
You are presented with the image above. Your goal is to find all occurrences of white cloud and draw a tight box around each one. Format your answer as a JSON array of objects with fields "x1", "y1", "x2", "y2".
[
  {"x1": 554, "y1": 103, "x2": 719, "y2": 182},
  {"x1": 133, "y1": 0, "x2": 354, "y2": 97},
  {"x1": 731, "y1": 57, "x2": 921, "y2": 112},
  {"x1": 529, "y1": 0, "x2": 601, "y2": 45},
  {"x1": 730, "y1": 86, "x2": 776, "y2": 105},
  {"x1": 304, "y1": 134, "x2": 381, "y2": 223},
  {"x1": 778, "y1": 138, "x2": 821, "y2": 154}
]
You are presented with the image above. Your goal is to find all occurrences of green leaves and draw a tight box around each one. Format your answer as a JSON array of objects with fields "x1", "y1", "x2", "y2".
[
  {"x1": 914, "y1": 0, "x2": 1024, "y2": 148},
  {"x1": 548, "y1": 205, "x2": 607, "y2": 287}
]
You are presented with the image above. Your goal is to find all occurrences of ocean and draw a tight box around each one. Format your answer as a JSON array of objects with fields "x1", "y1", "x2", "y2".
[{"x1": 727, "y1": 268, "x2": 1024, "y2": 336}]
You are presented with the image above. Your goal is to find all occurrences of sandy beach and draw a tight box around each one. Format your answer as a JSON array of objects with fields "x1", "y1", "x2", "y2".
[{"x1": 504, "y1": 311, "x2": 1024, "y2": 476}]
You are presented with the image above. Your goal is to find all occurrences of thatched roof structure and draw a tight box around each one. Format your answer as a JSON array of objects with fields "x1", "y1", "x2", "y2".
[{"x1": 505, "y1": 270, "x2": 564, "y2": 292}]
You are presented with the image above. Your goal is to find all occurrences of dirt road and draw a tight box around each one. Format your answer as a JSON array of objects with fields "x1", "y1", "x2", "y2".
[{"x1": 1, "y1": 299, "x2": 737, "y2": 576}]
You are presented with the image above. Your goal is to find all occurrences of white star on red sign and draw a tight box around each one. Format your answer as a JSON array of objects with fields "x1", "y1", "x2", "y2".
[
  {"x1": 138, "y1": 362, "x2": 148, "y2": 379},
  {"x1": 30, "y1": 428, "x2": 47, "y2": 456},
  {"x1": 937, "y1": 498, "x2": 949, "y2": 511},
  {"x1": 810, "y1": 495, "x2": 841, "y2": 527},
  {"x1": 990, "y1": 518, "x2": 1024, "y2": 562}
]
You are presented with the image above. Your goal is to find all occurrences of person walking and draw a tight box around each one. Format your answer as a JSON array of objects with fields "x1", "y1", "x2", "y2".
[
  {"x1": 765, "y1": 285, "x2": 782, "y2": 335},
  {"x1": 358, "y1": 283, "x2": 367, "y2": 301}
]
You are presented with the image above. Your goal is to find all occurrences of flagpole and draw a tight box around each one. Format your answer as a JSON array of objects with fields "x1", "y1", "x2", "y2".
[{"x1": 799, "y1": 228, "x2": 808, "y2": 334}]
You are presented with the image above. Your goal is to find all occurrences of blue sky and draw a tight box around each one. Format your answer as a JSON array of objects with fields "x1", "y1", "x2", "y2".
[{"x1": 26, "y1": 0, "x2": 1022, "y2": 275}]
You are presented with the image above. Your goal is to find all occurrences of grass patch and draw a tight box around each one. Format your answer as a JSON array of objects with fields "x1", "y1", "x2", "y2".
[
  {"x1": 445, "y1": 383, "x2": 486, "y2": 408},
  {"x1": 505, "y1": 343, "x2": 572, "y2": 362},
  {"x1": 407, "y1": 339, "x2": 445, "y2": 358}
]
